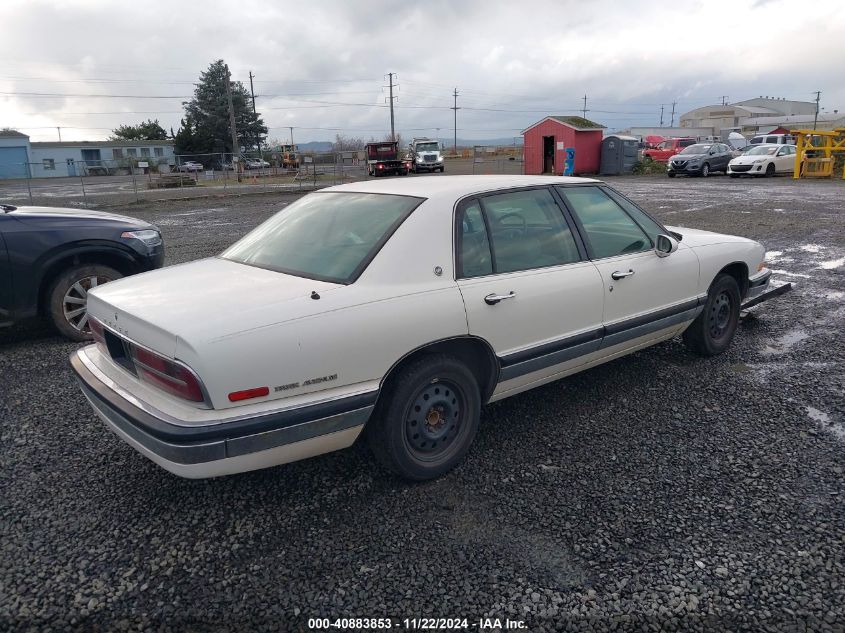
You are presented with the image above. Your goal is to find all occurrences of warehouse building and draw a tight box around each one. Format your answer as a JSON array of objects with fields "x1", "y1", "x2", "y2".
[
  {"x1": 0, "y1": 132, "x2": 176, "y2": 179},
  {"x1": 679, "y1": 97, "x2": 819, "y2": 136}
]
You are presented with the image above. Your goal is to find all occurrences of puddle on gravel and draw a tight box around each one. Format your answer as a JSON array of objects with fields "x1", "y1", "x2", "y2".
[
  {"x1": 800, "y1": 244, "x2": 825, "y2": 253},
  {"x1": 807, "y1": 407, "x2": 845, "y2": 441},
  {"x1": 770, "y1": 269, "x2": 812, "y2": 279},
  {"x1": 819, "y1": 257, "x2": 844, "y2": 270},
  {"x1": 825, "y1": 291, "x2": 845, "y2": 300},
  {"x1": 760, "y1": 329, "x2": 810, "y2": 355}
]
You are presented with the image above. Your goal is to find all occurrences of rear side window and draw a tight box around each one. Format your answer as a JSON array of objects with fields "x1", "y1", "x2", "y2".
[
  {"x1": 481, "y1": 189, "x2": 580, "y2": 274},
  {"x1": 457, "y1": 201, "x2": 493, "y2": 278},
  {"x1": 457, "y1": 189, "x2": 580, "y2": 278},
  {"x1": 557, "y1": 186, "x2": 651, "y2": 259}
]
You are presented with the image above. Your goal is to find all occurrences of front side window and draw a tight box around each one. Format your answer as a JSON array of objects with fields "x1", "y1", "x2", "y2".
[
  {"x1": 603, "y1": 188, "x2": 665, "y2": 244},
  {"x1": 480, "y1": 189, "x2": 580, "y2": 274},
  {"x1": 222, "y1": 192, "x2": 421, "y2": 283},
  {"x1": 557, "y1": 186, "x2": 651, "y2": 259}
]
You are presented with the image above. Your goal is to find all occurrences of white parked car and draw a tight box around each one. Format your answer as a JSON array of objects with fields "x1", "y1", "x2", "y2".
[
  {"x1": 727, "y1": 144, "x2": 799, "y2": 177},
  {"x1": 245, "y1": 159, "x2": 270, "y2": 169},
  {"x1": 177, "y1": 161, "x2": 203, "y2": 173},
  {"x1": 71, "y1": 176, "x2": 788, "y2": 481}
]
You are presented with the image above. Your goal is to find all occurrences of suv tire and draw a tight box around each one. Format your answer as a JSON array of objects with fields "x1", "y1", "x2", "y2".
[{"x1": 48, "y1": 264, "x2": 122, "y2": 341}]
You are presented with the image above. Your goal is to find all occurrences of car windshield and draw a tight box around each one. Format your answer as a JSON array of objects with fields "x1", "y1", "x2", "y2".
[
  {"x1": 416, "y1": 143, "x2": 438, "y2": 151},
  {"x1": 680, "y1": 144, "x2": 710, "y2": 155},
  {"x1": 222, "y1": 192, "x2": 422, "y2": 283},
  {"x1": 746, "y1": 145, "x2": 778, "y2": 155}
]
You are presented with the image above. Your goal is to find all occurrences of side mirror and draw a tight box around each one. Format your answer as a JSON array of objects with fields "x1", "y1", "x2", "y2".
[{"x1": 655, "y1": 234, "x2": 678, "y2": 258}]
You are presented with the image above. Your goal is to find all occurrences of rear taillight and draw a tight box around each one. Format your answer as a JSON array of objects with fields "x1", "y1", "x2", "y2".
[
  {"x1": 130, "y1": 345, "x2": 205, "y2": 403},
  {"x1": 89, "y1": 318, "x2": 106, "y2": 346}
]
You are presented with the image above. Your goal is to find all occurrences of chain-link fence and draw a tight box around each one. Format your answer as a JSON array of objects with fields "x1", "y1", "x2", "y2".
[
  {"x1": 0, "y1": 151, "x2": 375, "y2": 207},
  {"x1": 470, "y1": 145, "x2": 525, "y2": 175}
]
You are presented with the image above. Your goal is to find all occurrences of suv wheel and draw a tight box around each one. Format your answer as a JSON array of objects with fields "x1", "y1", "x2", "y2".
[
  {"x1": 367, "y1": 354, "x2": 481, "y2": 480},
  {"x1": 48, "y1": 264, "x2": 122, "y2": 341}
]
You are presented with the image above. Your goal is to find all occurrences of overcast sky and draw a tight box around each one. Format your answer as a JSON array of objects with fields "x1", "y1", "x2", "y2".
[{"x1": 1, "y1": 0, "x2": 843, "y2": 144}]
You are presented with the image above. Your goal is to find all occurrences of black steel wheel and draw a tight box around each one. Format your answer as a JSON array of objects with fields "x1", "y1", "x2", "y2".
[
  {"x1": 683, "y1": 273, "x2": 741, "y2": 356},
  {"x1": 765, "y1": 163, "x2": 775, "y2": 177},
  {"x1": 367, "y1": 354, "x2": 481, "y2": 480}
]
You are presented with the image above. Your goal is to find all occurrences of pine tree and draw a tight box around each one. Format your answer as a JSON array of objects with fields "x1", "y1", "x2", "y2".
[{"x1": 174, "y1": 60, "x2": 267, "y2": 155}]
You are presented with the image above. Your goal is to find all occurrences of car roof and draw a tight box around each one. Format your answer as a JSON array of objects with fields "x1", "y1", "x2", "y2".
[{"x1": 322, "y1": 175, "x2": 600, "y2": 200}]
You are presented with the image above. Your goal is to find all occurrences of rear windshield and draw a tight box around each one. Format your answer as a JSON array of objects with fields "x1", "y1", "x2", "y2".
[
  {"x1": 222, "y1": 192, "x2": 422, "y2": 283},
  {"x1": 746, "y1": 145, "x2": 778, "y2": 155}
]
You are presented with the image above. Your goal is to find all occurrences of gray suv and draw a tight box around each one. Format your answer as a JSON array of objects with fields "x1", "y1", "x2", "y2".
[{"x1": 667, "y1": 143, "x2": 733, "y2": 177}]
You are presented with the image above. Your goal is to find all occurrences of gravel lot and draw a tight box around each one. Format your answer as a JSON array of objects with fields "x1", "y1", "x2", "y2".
[{"x1": 1, "y1": 176, "x2": 843, "y2": 632}]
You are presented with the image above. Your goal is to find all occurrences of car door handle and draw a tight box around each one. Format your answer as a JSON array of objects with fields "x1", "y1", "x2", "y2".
[
  {"x1": 611, "y1": 269, "x2": 635, "y2": 280},
  {"x1": 484, "y1": 291, "x2": 516, "y2": 305}
]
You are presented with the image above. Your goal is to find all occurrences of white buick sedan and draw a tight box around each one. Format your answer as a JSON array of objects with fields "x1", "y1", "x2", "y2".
[{"x1": 71, "y1": 176, "x2": 788, "y2": 480}]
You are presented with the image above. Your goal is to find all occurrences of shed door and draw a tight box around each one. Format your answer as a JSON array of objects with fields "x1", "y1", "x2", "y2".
[
  {"x1": 0, "y1": 147, "x2": 29, "y2": 179},
  {"x1": 542, "y1": 136, "x2": 555, "y2": 173}
]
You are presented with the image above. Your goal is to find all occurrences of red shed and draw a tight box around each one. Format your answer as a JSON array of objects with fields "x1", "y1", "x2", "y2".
[{"x1": 522, "y1": 116, "x2": 604, "y2": 175}]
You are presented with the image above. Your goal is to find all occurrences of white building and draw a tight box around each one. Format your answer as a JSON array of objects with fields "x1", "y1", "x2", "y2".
[
  {"x1": 0, "y1": 132, "x2": 176, "y2": 179},
  {"x1": 679, "y1": 97, "x2": 823, "y2": 137}
]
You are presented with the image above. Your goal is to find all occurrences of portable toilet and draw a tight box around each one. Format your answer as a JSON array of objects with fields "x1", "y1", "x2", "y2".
[{"x1": 600, "y1": 135, "x2": 639, "y2": 175}]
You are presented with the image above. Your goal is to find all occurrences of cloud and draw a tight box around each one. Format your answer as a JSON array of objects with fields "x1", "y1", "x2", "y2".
[{"x1": 0, "y1": 0, "x2": 843, "y2": 142}]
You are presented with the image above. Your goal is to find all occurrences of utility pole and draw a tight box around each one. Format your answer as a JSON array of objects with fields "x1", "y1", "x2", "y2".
[
  {"x1": 225, "y1": 64, "x2": 241, "y2": 182},
  {"x1": 451, "y1": 88, "x2": 460, "y2": 154},
  {"x1": 248, "y1": 71, "x2": 257, "y2": 114},
  {"x1": 248, "y1": 71, "x2": 260, "y2": 155},
  {"x1": 670, "y1": 101, "x2": 677, "y2": 127},
  {"x1": 385, "y1": 73, "x2": 398, "y2": 141},
  {"x1": 57, "y1": 127, "x2": 62, "y2": 142},
  {"x1": 719, "y1": 95, "x2": 729, "y2": 106},
  {"x1": 289, "y1": 126, "x2": 294, "y2": 148},
  {"x1": 659, "y1": 105, "x2": 664, "y2": 127},
  {"x1": 813, "y1": 90, "x2": 821, "y2": 130},
  {"x1": 582, "y1": 94, "x2": 588, "y2": 119}
]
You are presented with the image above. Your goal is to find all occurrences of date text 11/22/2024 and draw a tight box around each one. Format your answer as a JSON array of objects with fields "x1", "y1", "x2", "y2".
[{"x1": 307, "y1": 617, "x2": 527, "y2": 630}]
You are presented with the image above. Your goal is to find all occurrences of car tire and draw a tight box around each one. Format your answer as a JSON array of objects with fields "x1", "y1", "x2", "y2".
[
  {"x1": 367, "y1": 354, "x2": 481, "y2": 481},
  {"x1": 701, "y1": 163, "x2": 710, "y2": 178},
  {"x1": 730, "y1": 174, "x2": 739, "y2": 178},
  {"x1": 682, "y1": 273, "x2": 741, "y2": 357},
  {"x1": 667, "y1": 172, "x2": 676, "y2": 178},
  {"x1": 48, "y1": 264, "x2": 122, "y2": 341},
  {"x1": 765, "y1": 163, "x2": 775, "y2": 177}
]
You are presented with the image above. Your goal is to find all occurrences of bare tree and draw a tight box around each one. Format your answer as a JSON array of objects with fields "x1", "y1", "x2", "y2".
[{"x1": 332, "y1": 134, "x2": 366, "y2": 152}]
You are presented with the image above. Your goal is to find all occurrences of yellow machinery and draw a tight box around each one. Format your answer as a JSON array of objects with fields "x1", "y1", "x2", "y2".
[{"x1": 792, "y1": 128, "x2": 845, "y2": 179}]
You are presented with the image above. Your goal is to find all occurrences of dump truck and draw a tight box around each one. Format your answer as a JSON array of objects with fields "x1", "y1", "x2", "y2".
[{"x1": 365, "y1": 141, "x2": 409, "y2": 177}]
